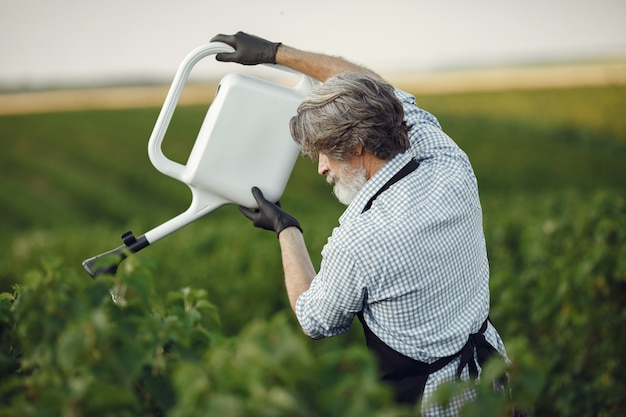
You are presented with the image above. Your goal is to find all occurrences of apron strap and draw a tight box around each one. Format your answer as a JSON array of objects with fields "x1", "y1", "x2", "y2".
[
  {"x1": 361, "y1": 158, "x2": 419, "y2": 214},
  {"x1": 456, "y1": 319, "x2": 497, "y2": 378}
]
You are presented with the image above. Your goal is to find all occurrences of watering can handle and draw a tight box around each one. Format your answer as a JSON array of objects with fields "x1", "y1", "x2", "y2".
[
  {"x1": 147, "y1": 42, "x2": 314, "y2": 182},
  {"x1": 148, "y1": 42, "x2": 234, "y2": 181}
]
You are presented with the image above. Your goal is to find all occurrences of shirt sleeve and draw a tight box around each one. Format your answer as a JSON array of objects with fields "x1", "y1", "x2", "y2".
[{"x1": 295, "y1": 240, "x2": 367, "y2": 339}]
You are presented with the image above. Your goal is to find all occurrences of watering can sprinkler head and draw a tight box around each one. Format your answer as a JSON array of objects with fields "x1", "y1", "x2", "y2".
[{"x1": 82, "y1": 231, "x2": 149, "y2": 278}]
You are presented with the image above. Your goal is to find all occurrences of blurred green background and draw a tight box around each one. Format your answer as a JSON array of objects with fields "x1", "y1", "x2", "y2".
[{"x1": 1, "y1": 83, "x2": 625, "y2": 415}]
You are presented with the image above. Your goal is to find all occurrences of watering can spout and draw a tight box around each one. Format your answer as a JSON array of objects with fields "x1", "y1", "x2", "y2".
[
  {"x1": 82, "y1": 232, "x2": 149, "y2": 278},
  {"x1": 82, "y1": 191, "x2": 226, "y2": 278}
]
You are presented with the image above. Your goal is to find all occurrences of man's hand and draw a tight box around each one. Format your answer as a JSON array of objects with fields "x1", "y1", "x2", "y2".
[
  {"x1": 239, "y1": 187, "x2": 302, "y2": 236},
  {"x1": 210, "y1": 31, "x2": 281, "y2": 65}
]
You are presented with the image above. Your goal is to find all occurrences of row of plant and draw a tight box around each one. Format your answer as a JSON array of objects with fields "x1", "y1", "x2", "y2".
[{"x1": 1, "y1": 189, "x2": 623, "y2": 415}]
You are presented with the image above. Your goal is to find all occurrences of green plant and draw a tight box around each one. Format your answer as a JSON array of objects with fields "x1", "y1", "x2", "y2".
[
  {"x1": 485, "y1": 190, "x2": 626, "y2": 416},
  {"x1": 0, "y1": 257, "x2": 410, "y2": 416},
  {"x1": 0, "y1": 257, "x2": 220, "y2": 416}
]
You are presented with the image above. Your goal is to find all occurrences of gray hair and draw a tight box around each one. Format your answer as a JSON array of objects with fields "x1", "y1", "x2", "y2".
[{"x1": 289, "y1": 72, "x2": 409, "y2": 161}]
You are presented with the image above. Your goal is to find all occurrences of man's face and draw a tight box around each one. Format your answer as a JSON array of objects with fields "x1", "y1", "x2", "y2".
[{"x1": 318, "y1": 153, "x2": 367, "y2": 205}]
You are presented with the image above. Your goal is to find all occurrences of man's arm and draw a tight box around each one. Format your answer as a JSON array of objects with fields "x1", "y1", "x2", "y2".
[
  {"x1": 278, "y1": 227, "x2": 316, "y2": 314},
  {"x1": 275, "y1": 44, "x2": 380, "y2": 82},
  {"x1": 239, "y1": 187, "x2": 315, "y2": 319},
  {"x1": 211, "y1": 31, "x2": 380, "y2": 82}
]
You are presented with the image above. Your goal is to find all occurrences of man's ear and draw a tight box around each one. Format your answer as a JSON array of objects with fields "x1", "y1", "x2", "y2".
[{"x1": 354, "y1": 143, "x2": 363, "y2": 156}]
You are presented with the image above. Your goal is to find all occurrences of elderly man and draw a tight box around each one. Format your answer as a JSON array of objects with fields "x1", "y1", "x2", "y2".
[{"x1": 212, "y1": 32, "x2": 510, "y2": 414}]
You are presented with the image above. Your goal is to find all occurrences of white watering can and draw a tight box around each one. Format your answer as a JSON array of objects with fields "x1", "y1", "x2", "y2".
[{"x1": 83, "y1": 42, "x2": 316, "y2": 277}]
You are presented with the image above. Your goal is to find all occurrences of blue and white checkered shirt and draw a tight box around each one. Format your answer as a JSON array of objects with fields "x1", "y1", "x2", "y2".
[{"x1": 295, "y1": 88, "x2": 508, "y2": 414}]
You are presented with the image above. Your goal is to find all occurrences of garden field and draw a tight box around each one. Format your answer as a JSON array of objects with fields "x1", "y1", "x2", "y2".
[{"x1": 0, "y1": 84, "x2": 625, "y2": 416}]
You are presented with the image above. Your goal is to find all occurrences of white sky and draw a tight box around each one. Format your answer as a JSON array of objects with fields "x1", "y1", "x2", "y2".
[{"x1": 1, "y1": 0, "x2": 625, "y2": 89}]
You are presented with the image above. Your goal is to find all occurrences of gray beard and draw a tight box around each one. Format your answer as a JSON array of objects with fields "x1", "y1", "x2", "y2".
[{"x1": 327, "y1": 165, "x2": 368, "y2": 206}]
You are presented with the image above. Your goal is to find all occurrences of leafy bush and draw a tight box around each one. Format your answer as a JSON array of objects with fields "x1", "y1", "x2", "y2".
[
  {"x1": 485, "y1": 190, "x2": 626, "y2": 416},
  {"x1": 5, "y1": 191, "x2": 623, "y2": 416},
  {"x1": 0, "y1": 257, "x2": 220, "y2": 416},
  {"x1": 0, "y1": 257, "x2": 412, "y2": 417}
]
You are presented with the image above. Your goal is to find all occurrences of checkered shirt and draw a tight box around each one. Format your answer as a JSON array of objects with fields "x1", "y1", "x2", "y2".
[{"x1": 295, "y1": 88, "x2": 508, "y2": 415}]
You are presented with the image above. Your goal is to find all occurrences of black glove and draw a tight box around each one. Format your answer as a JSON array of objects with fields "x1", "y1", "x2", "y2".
[
  {"x1": 239, "y1": 187, "x2": 302, "y2": 236},
  {"x1": 210, "y1": 31, "x2": 281, "y2": 65}
]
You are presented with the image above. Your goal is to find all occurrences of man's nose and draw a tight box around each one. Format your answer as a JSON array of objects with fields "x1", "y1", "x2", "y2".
[{"x1": 318, "y1": 153, "x2": 329, "y2": 176}]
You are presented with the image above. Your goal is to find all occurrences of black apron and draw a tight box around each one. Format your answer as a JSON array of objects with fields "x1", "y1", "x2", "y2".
[{"x1": 358, "y1": 158, "x2": 500, "y2": 406}]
